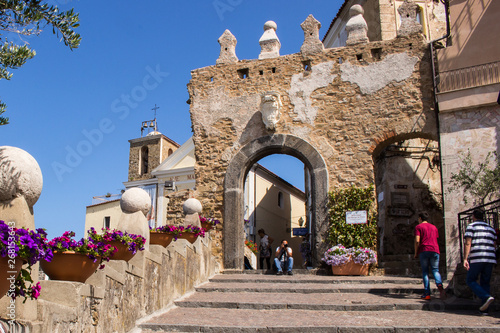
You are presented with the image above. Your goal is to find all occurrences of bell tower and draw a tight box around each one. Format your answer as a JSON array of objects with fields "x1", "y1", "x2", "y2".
[{"x1": 127, "y1": 105, "x2": 180, "y2": 182}]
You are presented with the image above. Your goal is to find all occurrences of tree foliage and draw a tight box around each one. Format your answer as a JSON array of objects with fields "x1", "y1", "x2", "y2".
[
  {"x1": 448, "y1": 150, "x2": 500, "y2": 205},
  {"x1": 0, "y1": 0, "x2": 81, "y2": 125},
  {"x1": 327, "y1": 184, "x2": 377, "y2": 249}
]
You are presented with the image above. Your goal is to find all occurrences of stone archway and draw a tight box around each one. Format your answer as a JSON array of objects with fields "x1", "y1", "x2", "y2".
[{"x1": 223, "y1": 134, "x2": 328, "y2": 269}]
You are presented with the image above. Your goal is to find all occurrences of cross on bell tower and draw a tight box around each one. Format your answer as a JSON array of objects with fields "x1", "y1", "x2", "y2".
[{"x1": 141, "y1": 104, "x2": 160, "y2": 137}]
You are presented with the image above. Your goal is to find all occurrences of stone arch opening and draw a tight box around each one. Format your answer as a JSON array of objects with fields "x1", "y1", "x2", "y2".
[
  {"x1": 223, "y1": 134, "x2": 328, "y2": 269},
  {"x1": 372, "y1": 132, "x2": 443, "y2": 275}
]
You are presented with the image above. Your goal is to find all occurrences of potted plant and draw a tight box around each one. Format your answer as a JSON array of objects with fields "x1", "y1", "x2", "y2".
[
  {"x1": 87, "y1": 227, "x2": 146, "y2": 262},
  {"x1": 200, "y1": 217, "x2": 220, "y2": 231},
  {"x1": 0, "y1": 220, "x2": 52, "y2": 302},
  {"x1": 322, "y1": 244, "x2": 377, "y2": 276},
  {"x1": 150, "y1": 225, "x2": 181, "y2": 247},
  {"x1": 245, "y1": 240, "x2": 258, "y2": 255},
  {"x1": 177, "y1": 225, "x2": 205, "y2": 244},
  {"x1": 41, "y1": 231, "x2": 116, "y2": 283}
]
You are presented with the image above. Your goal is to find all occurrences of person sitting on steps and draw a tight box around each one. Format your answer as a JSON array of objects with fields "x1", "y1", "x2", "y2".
[{"x1": 274, "y1": 239, "x2": 293, "y2": 275}]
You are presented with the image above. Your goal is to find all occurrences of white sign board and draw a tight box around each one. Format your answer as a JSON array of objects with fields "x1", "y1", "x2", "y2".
[{"x1": 346, "y1": 210, "x2": 368, "y2": 224}]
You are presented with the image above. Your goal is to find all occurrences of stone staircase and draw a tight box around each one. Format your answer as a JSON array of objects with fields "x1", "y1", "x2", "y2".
[
  {"x1": 134, "y1": 271, "x2": 500, "y2": 332},
  {"x1": 378, "y1": 254, "x2": 421, "y2": 276}
]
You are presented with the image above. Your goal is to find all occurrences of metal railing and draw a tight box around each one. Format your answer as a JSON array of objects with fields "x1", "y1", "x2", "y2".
[
  {"x1": 437, "y1": 60, "x2": 500, "y2": 93},
  {"x1": 458, "y1": 199, "x2": 500, "y2": 261}
]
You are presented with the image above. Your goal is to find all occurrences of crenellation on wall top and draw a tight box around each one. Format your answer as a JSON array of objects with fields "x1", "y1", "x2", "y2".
[
  {"x1": 190, "y1": 33, "x2": 428, "y2": 89},
  {"x1": 259, "y1": 21, "x2": 281, "y2": 59}
]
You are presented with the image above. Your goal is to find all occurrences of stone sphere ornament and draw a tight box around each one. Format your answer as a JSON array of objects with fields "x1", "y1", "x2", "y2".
[
  {"x1": 120, "y1": 188, "x2": 151, "y2": 216},
  {"x1": 183, "y1": 198, "x2": 202, "y2": 215},
  {"x1": 0, "y1": 146, "x2": 43, "y2": 207}
]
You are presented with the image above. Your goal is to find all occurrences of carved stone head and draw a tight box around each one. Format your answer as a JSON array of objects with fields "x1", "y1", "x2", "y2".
[{"x1": 261, "y1": 92, "x2": 282, "y2": 131}]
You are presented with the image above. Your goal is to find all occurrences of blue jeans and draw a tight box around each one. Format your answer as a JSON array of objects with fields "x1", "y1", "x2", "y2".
[
  {"x1": 419, "y1": 251, "x2": 442, "y2": 295},
  {"x1": 274, "y1": 257, "x2": 293, "y2": 272},
  {"x1": 466, "y1": 262, "x2": 494, "y2": 302}
]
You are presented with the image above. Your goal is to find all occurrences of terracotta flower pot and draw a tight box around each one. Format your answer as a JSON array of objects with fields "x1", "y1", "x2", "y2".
[
  {"x1": 0, "y1": 256, "x2": 23, "y2": 298},
  {"x1": 201, "y1": 222, "x2": 212, "y2": 232},
  {"x1": 106, "y1": 240, "x2": 136, "y2": 262},
  {"x1": 178, "y1": 232, "x2": 198, "y2": 244},
  {"x1": 40, "y1": 251, "x2": 100, "y2": 283},
  {"x1": 150, "y1": 232, "x2": 175, "y2": 247},
  {"x1": 331, "y1": 261, "x2": 369, "y2": 276}
]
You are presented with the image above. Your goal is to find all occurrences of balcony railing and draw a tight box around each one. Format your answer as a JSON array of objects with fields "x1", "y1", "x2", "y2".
[
  {"x1": 457, "y1": 199, "x2": 500, "y2": 261},
  {"x1": 437, "y1": 60, "x2": 500, "y2": 93}
]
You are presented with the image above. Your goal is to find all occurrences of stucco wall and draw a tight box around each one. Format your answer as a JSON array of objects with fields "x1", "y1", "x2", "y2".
[
  {"x1": 84, "y1": 200, "x2": 122, "y2": 232},
  {"x1": 437, "y1": 0, "x2": 500, "y2": 71}
]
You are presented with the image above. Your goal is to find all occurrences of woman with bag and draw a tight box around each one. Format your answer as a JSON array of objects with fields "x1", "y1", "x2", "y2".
[{"x1": 258, "y1": 228, "x2": 274, "y2": 270}]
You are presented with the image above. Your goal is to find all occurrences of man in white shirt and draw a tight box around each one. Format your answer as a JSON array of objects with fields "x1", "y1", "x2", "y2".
[{"x1": 274, "y1": 239, "x2": 293, "y2": 275}]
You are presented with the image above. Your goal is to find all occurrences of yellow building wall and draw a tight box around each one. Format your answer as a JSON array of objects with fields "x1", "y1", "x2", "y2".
[
  {"x1": 84, "y1": 200, "x2": 122, "y2": 234},
  {"x1": 252, "y1": 170, "x2": 306, "y2": 268}
]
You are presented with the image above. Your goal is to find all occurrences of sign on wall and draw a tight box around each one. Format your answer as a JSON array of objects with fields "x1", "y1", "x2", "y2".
[{"x1": 346, "y1": 210, "x2": 368, "y2": 224}]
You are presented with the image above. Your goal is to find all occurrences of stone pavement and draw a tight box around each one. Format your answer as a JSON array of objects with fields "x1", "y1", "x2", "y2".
[{"x1": 134, "y1": 270, "x2": 500, "y2": 332}]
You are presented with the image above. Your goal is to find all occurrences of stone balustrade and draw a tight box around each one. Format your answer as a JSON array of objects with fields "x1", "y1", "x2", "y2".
[{"x1": 7, "y1": 235, "x2": 218, "y2": 332}]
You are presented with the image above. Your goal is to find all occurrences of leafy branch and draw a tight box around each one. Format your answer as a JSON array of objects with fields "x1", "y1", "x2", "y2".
[
  {"x1": 0, "y1": 0, "x2": 81, "y2": 125},
  {"x1": 448, "y1": 150, "x2": 500, "y2": 205}
]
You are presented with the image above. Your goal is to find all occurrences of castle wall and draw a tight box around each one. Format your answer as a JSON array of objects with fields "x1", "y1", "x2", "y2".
[{"x1": 188, "y1": 32, "x2": 438, "y2": 268}]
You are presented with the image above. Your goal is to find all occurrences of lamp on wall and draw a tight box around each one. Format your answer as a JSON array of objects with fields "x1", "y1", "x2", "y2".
[{"x1": 298, "y1": 217, "x2": 304, "y2": 227}]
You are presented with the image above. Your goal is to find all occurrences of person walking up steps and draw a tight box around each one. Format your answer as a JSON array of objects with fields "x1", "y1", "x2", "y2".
[
  {"x1": 414, "y1": 212, "x2": 446, "y2": 300},
  {"x1": 464, "y1": 209, "x2": 497, "y2": 315}
]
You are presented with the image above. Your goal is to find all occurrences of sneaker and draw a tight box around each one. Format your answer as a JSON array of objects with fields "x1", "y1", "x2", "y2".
[
  {"x1": 479, "y1": 309, "x2": 489, "y2": 316},
  {"x1": 420, "y1": 294, "x2": 431, "y2": 300},
  {"x1": 479, "y1": 297, "x2": 494, "y2": 312},
  {"x1": 276, "y1": 271, "x2": 283, "y2": 276},
  {"x1": 287, "y1": 271, "x2": 293, "y2": 275}
]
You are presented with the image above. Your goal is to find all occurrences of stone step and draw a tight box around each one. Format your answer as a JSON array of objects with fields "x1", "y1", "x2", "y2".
[
  {"x1": 210, "y1": 273, "x2": 422, "y2": 285},
  {"x1": 381, "y1": 254, "x2": 415, "y2": 261},
  {"x1": 138, "y1": 307, "x2": 500, "y2": 332},
  {"x1": 196, "y1": 281, "x2": 427, "y2": 294},
  {"x1": 174, "y1": 291, "x2": 452, "y2": 311}
]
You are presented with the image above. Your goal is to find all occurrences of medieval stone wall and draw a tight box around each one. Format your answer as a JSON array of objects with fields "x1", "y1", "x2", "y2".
[{"x1": 188, "y1": 31, "x2": 437, "y2": 266}]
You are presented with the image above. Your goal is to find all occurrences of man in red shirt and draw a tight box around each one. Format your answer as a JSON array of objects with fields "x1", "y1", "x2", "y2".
[{"x1": 414, "y1": 212, "x2": 446, "y2": 300}]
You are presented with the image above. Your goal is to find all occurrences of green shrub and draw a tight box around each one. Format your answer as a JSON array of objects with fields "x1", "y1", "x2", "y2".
[{"x1": 327, "y1": 184, "x2": 377, "y2": 249}]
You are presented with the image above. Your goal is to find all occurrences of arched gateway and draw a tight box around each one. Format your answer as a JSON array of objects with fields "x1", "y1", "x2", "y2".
[
  {"x1": 187, "y1": 17, "x2": 439, "y2": 271},
  {"x1": 223, "y1": 134, "x2": 328, "y2": 269}
]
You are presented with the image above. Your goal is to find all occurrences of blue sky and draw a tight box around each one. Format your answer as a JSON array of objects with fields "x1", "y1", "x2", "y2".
[{"x1": 0, "y1": 0, "x2": 343, "y2": 239}]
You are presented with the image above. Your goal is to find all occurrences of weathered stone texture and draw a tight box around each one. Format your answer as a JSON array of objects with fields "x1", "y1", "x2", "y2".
[
  {"x1": 300, "y1": 15, "x2": 324, "y2": 55},
  {"x1": 0, "y1": 146, "x2": 43, "y2": 208},
  {"x1": 188, "y1": 33, "x2": 437, "y2": 268},
  {"x1": 439, "y1": 105, "x2": 500, "y2": 276},
  {"x1": 216, "y1": 29, "x2": 238, "y2": 65},
  {"x1": 128, "y1": 135, "x2": 179, "y2": 182},
  {"x1": 397, "y1": 0, "x2": 423, "y2": 37}
]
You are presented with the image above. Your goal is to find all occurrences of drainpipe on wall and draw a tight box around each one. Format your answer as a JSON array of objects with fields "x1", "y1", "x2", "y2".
[{"x1": 429, "y1": 0, "x2": 451, "y2": 274}]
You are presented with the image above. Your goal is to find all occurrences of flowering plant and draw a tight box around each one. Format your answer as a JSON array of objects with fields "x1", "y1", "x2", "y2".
[
  {"x1": 322, "y1": 245, "x2": 377, "y2": 266},
  {"x1": 245, "y1": 240, "x2": 258, "y2": 254},
  {"x1": 179, "y1": 225, "x2": 205, "y2": 238},
  {"x1": 87, "y1": 228, "x2": 146, "y2": 255},
  {"x1": 200, "y1": 216, "x2": 221, "y2": 226},
  {"x1": 0, "y1": 220, "x2": 53, "y2": 301},
  {"x1": 150, "y1": 225, "x2": 182, "y2": 240},
  {"x1": 150, "y1": 224, "x2": 205, "y2": 239},
  {"x1": 47, "y1": 231, "x2": 116, "y2": 268}
]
